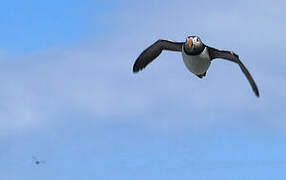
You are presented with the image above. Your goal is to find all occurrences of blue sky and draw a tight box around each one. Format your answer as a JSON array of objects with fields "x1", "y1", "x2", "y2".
[{"x1": 1, "y1": 0, "x2": 286, "y2": 179}]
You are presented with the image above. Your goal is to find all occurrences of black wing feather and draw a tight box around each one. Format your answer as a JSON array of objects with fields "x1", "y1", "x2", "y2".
[
  {"x1": 207, "y1": 46, "x2": 260, "y2": 97},
  {"x1": 133, "y1": 39, "x2": 183, "y2": 73}
]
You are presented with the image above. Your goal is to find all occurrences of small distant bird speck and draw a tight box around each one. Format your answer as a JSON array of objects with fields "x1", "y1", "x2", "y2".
[
  {"x1": 32, "y1": 156, "x2": 45, "y2": 165},
  {"x1": 133, "y1": 36, "x2": 259, "y2": 97}
]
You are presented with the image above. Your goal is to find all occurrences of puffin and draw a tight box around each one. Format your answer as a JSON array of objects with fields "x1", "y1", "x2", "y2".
[{"x1": 133, "y1": 36, "x2": 259, "y2": 97}]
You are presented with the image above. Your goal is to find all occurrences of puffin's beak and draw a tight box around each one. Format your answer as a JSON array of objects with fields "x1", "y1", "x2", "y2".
[{"x1": 188, "y1": 38, "x2": 193, "y2": 48}]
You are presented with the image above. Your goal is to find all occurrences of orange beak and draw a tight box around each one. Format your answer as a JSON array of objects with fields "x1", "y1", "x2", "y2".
[{"x1": 188, "y1": 38, "x2": 193, "y2": 48}]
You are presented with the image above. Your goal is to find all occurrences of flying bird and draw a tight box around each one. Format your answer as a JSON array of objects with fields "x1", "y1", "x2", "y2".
[
  {"x1": 32, "y1": 156, "x2": 45, "y2": 165},
  {"x1": 133, "y1": 36, "x2": 259, "y2": 97}
]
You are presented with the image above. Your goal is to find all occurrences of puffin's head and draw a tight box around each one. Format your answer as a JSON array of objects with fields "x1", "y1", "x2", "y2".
[{"x1": 184, "y1": 36, "x2": 205, "y2": 55}]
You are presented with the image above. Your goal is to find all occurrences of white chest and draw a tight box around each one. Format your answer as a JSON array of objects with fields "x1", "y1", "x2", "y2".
[{"x1": 181, "y1": 47, "x2": 211, "y2": 75}]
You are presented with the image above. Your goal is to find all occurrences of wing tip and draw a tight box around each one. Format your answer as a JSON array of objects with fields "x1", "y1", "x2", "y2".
[
  {"x1": 252, "y1": 84, "x2": 260, "y2": 98},
  {"x1": 133, "y1": 69, "x2": 139, "y2": 73},
  {"x1": 253, "y1": 81, "x2": 260, "y2": 98},
  {"x1": 132, "y1": 65, "x2": 141, "y2": 73},
  {"x1": 133, "y1": 59, "x2": 146, "y2": 73},
  {"x1": 255, "y1": 90, "x2": 260, "y2": 98}
]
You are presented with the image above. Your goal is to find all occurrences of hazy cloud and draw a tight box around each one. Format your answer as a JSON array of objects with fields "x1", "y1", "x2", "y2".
[{"x1": 0, "y1": 0, "x2": 286, "y2": 137}]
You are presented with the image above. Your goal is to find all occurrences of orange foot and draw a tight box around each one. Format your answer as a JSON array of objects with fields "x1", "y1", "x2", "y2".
[{"x1": 197, "y1": 72, "x2": 207, "y2": 79}]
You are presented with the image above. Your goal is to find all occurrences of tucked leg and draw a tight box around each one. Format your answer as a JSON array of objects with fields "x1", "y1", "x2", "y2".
[{"x1": 196, "y1": 72, "x2": 207, "y2": 79}]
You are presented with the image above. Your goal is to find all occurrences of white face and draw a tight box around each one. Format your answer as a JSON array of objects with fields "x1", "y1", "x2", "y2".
[
  {"x1": 194, "y1": 37, "x2": 200, "y2": 43},
  {"x1": 184, "y1": 36, "x2": 205, "y2": 55},
  {"x1": 186, "y1": 36, "x2": 201, "y2": 49}
]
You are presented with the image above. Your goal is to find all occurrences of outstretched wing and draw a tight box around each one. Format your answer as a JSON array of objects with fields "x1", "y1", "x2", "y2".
[
  {"x1": 133, "y1": 39, "x2": 184, "y2": 73},
  {"x1": 207, "y1": 46, "x2": 260, "y2": 97}
]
